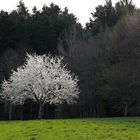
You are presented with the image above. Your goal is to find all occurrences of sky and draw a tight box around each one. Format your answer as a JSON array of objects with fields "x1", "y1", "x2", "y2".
[{"x1": 0, "y1": 0, "x2": 140, "y2": 26}]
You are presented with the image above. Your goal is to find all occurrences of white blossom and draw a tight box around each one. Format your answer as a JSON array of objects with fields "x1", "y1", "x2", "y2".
[{"x1": 1, "y1": 53, "x2": 79, "y2": 106}]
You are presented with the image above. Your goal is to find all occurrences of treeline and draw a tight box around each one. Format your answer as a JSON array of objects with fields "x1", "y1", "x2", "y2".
[{"x1": 0, "y1": 0, "x2": 140, "y2": 120}]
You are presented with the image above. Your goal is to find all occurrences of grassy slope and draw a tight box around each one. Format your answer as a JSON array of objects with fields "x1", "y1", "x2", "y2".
[{"x1": 0, "y1": 117, "x2": 139, "y2": 140}]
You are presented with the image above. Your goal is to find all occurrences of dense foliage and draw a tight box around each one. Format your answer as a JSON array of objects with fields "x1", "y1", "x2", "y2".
[
  {"x1": 0, "y1": 0, "x2": 81, "y2": 54},
  {"x1": 86, "y1": 0, "x2": 135, "y2": 35}
]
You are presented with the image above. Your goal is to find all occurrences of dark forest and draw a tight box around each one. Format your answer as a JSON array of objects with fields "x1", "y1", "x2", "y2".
[{"x1": 0, "y1": 0, "x2": 140, "y2": 120}]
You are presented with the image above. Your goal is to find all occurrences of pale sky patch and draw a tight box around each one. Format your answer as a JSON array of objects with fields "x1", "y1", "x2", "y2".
[{"x1": 0, "y1": 0, "x2": 140, "y2": 26}]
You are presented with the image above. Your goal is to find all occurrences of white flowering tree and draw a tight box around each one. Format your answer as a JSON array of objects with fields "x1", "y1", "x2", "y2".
[{"x1": 1, "y1": 54, "x2": 79, "y2": 119}]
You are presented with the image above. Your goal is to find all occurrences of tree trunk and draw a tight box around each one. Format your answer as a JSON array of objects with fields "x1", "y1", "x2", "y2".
[
  {"x1": 9, "y1": 103, "x2": 12, "y2": 120},
  {"x1": 20, "y1": 106, "x2": 23, "y2": 120},
  {"x1": 38, "y1": 103, "x2": 44, "y2": 119},
  {"x1": 124, "y1": 103, "x2": 128, "y2": 117},
  {"x1": 4, "y1": 101, "x2": 7, "y2": 113},
  {"x1": 55, "y1": 105, "x2": 63, "y2": 119},
  {"x1": 30, "y1": 102, "x2": 32, "y2": 120}
]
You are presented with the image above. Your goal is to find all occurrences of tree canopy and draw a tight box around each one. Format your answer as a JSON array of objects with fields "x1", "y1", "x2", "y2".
[{"x1": 1, "y1": 54, "x2": 79, "y2": 119}]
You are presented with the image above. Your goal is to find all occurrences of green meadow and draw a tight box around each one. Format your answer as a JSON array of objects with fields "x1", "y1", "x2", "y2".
[{"x1": 0, "y1": 117, "x2": 139, "y2": 140}]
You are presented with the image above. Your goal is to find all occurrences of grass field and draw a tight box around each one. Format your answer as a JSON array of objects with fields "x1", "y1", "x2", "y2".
[{"x1": 0, "y1": 117, "x2": 139, "y2": 140}]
